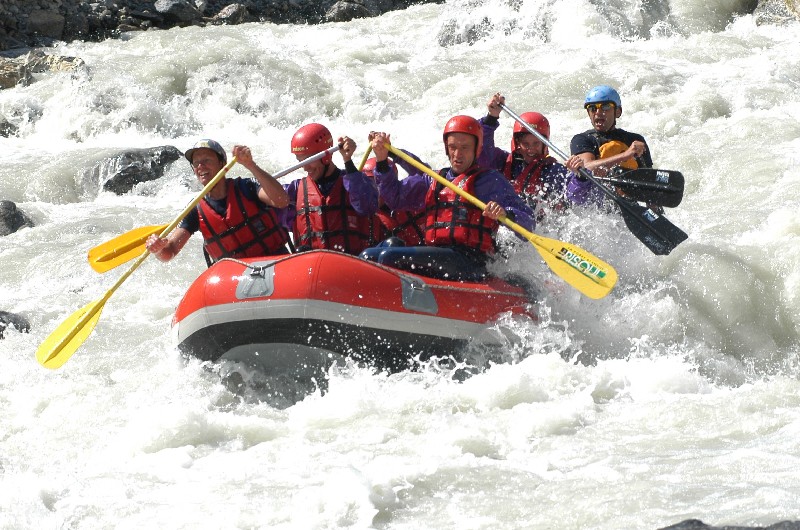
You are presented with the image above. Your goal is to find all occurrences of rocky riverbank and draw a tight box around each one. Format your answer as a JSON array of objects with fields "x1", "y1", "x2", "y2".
[
  {"x1": 0, "y1": 0, "x2": 438, "y2": 51},
  {"x1": 1, "y1": 0, "x2": 799, "y2": 52}
]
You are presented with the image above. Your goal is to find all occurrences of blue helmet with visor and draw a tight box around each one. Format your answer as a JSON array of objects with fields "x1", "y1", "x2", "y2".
[{"x1": 584, "y1": 85, "x2": 622, "y2": 108}]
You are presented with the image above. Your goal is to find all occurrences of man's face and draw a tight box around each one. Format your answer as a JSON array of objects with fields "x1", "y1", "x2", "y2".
[
  {"x1": 191, "y1": 148, "x2": 225, "y2": 185},
  {"x1": 586, "y1": 102, "x2": 621, "y2": 133},
  {"x1": 446, "y1": 132, "x2": 476, "y2": 174},
  {"x1": 296, "y1": 154, "x2": 326, "y2": 181}
]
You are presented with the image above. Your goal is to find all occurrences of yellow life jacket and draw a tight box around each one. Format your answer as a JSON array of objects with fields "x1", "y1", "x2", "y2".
[{"x1": 599, "y1": 140, "x2": 639, "y2": 170}]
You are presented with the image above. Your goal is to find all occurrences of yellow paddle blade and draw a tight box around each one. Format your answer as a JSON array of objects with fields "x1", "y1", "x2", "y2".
[
  {"x1": 36, "y1": 300, "x2": 105, "y2": 369},
  {"x1": 523, "y1": 230, "x2": 618, "y2": 300},
  {"x1": 88, "y1": 224, "x2": 167, "y2": 273}
]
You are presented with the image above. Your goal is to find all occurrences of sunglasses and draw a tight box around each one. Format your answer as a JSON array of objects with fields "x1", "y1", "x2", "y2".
[{"x1": 585, "y1": 102, "x2": 616, "y2": 113}]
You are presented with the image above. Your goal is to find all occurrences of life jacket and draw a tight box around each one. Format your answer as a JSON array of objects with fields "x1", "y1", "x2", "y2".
[
  {"x1": 376, "y1": 206, "x2": 426, "y2": 246},
  {"x1": 597, "y1": 138, "x2": 639, "y2": 170},
  {"x1": 423, "y1": 166, "x2": 498, "y2": 254},
  {"x1": 503, "y1": 154, "x2": 558, "y2": 197},
  {"x1": 198, "y1": 179, "x2": 290, "y2": 263},
  {"x1": 368, "y1": 211, "x2": 389, "y2": 247},
  {"x1": 294, "y1": 175, "x2": 373, "y2": 255}
]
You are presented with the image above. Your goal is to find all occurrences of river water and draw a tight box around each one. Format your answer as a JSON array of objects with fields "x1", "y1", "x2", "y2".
[{"x1": 2, "y1": 0, "x2": 800, "y2": 528}]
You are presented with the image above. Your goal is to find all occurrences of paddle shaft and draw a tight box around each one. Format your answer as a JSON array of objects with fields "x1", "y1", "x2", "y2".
[
  {"x1": 275, "y1": 144, "x2": 342, "y2": 178},
  {"x1": 358, "y1": 145, "x2": 373, "y2": 171}
]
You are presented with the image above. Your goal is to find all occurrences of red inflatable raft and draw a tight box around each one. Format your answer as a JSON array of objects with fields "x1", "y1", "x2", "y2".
[{"x1": 172, "y1": 249, "x2": 537, "y2": 374}]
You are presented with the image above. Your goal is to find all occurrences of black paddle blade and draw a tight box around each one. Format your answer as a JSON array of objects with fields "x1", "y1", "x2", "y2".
[
  {"x1": 618, "y1": 201, "x2": 688, "y2": 255},
  {"x1": 602, "y1": 168, "x2": 685, "y2": 208}
]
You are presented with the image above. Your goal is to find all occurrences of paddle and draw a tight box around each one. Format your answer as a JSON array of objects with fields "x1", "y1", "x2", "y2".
[
  {"x1": 596, "y1": 168, "x2": 684, "y2": 208},
  {"x1": 36, "y1": 156, "x2": 238, "y2": 369},
  {"x1": 88, "y1": 144, "x2": 342, "y2": 273},
  {"x1": 499, "y1": 103, "x2": 688, "y2": 256},
  {"x1": 385, "y1": 144, "x2": 617, "y2": 299}
]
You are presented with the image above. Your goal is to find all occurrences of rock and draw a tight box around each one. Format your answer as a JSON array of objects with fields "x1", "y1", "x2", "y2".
[
  {"x1": 212, "y1": 4, "x2": 254, "y2": 24},
  {"x1": 27, "y1": 10, "x2": 66, "y2": 40},
  {"x1": 100, "y1": 146, "x2": 183, "y2": 194},
  {"x1": 0, "y1": 310, "x2": 30, "y2": 339},
  {"x1": 754, "y1": 0, "x2": 798, "y2": 24},
  {"x1": 21, "y1": 50, "x2": 85, "y2": 73},
  {"x1": 325, "y1": 0, "x2": 374, "y2": 22},
  {"x1": 0, "y1": 200, "x2": 34, "y2": 236},
  {"x1": 0, "y1": 59, "x2": 31, "y2": 89},
  {"x1": 154, "y1": 0, "x2": 203, "y2": 25},
  {"x1": 63, "y1": 11, "x2": 90, "y2": 40},
  {"x1": 0, "y1": 51, "x2": 84, "y2": 90},
  {"x1": 0, "y1": 117, "x2": 17, "y2": 137},
  {"x1": 659, "y1": 519, "x2": 800, "y2": 530}
]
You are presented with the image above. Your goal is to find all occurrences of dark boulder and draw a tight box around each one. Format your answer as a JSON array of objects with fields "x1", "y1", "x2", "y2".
[
  {"x1": 659, "y1": 519, "x2": 800, "y2": 530},
  {"x1": 100, "y1": 146, "x2": 183, "y2": 195},
  {"x1": 0, "y1": 200, "x2": 34, "y2": 236},
  {"x1": 0, "y1": 310, "x2": 30, "y2": 339},
  {"x1": 0, "y1": 116, "x2": 17, "y2": 137},
  {"x1": 211, "y1": 4, "x2": 256, "y2": 25},
  {"x1": 27, "y1": 9, "x2": 66, "y2": 40},
  {"x1": 154, "y1": 0, "x2": 203, "y2": 26}
]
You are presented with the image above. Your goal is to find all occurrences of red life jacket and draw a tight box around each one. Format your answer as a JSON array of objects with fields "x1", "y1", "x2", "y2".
[
  {"x1": 294, "y1": 175, "x2": 373, "y2": 255},
  {"x1": 375, "y1": 206, "x2": 426, "y2": 246},
  {"x1": 367, "y1": 211, "x2": 389, "y2": 247},
  {"x1": 198, "y1": 179, "x2": 290, "y2": 263},
  {"x1": 503, "y1": 154, "x2": 558, "y2": 197},
  {"x1": 423, "y1": 166, "x2": 498, "y2": 254}
]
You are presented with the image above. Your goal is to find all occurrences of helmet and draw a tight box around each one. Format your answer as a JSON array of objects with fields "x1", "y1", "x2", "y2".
[
  {"x1": 361, "y1": 156, "x2": 395, "y2": 178},
  {"x1": 511, "y1": 112, "x2": 550, "y2": 155},
  {"x1": 584, "y1": 85, "x2": 622, "y2": 108},
  {"x1": 443, "y1": 115, "x2": 483, "y2": 158},
  {"x1": 291, "y1": 123, "x2": 334, "y2": 164},
  {"x1": 512, "y1": 112, "x2": 550, "y2": 139},
  {"x1": 185, "y1": 139, "x2": 226, "y2": 164}
]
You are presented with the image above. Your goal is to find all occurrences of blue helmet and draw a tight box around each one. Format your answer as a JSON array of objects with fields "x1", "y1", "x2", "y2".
[{"x1": 584, "y1": 85, "x2": 622, "y2": 108}]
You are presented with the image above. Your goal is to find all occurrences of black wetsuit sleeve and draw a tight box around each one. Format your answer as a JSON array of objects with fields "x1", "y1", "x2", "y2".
[
  {"x1": 179, "y1": 208, "x2": 200, "y2": 234},
  {"x1": 570, "y1": 132, "x2": 598, "y2": 157}
]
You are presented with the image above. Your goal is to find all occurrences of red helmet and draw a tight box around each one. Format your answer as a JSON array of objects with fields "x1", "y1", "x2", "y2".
[
  {"x1": 361, "y1": 156, "x2": 395, "y2": 178},
  {"x1": 443, "y1": 115, "x2": 483, "y2": 158},
  {"x1": 291, "y1": 123, "x2": 334, "y2": 164},
  {"x1": 511, "y1": 112, "x2": 550, "y2": 154},
  {"x1": 513, "y1": 112, "x2": 550, "y2": 138}
]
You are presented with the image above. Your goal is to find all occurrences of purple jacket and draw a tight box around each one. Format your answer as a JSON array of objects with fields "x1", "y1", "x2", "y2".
[
  {"x1": 477, "y1": 115, "x2": 598, "y2": 206},
  {"x1": 373, "y1": 161, "x2": 535, "y2": 234},
  {"x1": 282, "y1": 165, "x2": 379, "y2": 232}
]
